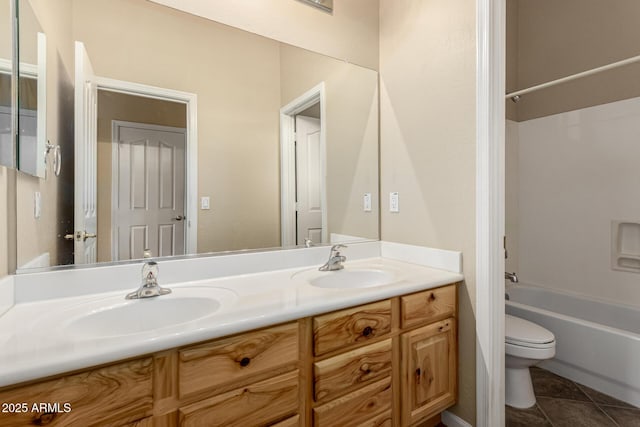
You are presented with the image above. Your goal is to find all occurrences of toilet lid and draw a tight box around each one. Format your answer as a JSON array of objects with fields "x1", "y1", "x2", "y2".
[{"x1": 506, "y1": 315, "x2": 555, "y2": 346}]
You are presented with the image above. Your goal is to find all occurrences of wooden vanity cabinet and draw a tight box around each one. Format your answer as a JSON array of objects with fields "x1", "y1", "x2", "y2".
[{"x1": 0, "y1": 283, "x2": 459, "y2": 427}]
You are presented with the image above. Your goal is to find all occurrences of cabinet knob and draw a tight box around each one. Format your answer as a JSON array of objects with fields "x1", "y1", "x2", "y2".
[
  {"x1": 362, "y1": 326, "x2": 373, "y2": 337},
  {"x1": 428, "y1": 292, "x2": 436, "y2": 302},
  {"x1": 415, "y1": 368, "x2": 421, "y2": 384},
  {"x1": 360, "y1": 363, "x2": 371, "y2": 373},
  {"x1": 239, "y1": 357, "x2": 251, "y2": 367}
]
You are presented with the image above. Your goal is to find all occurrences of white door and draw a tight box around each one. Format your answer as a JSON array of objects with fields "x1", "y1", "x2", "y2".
[
  {"x1": 73, "y1": 41, "x2": 98, "y2": 264},
  {"x1": 295, "y1": 115, "x2": 323, "y2": 244},
  {"x1": 113, "y1": 122, "x2": 186, "y2": 260}
]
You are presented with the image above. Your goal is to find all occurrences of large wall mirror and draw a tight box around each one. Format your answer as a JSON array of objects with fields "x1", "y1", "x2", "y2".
[{"x1": 13, "y1": 0, "x2": 380, "y2": 271}]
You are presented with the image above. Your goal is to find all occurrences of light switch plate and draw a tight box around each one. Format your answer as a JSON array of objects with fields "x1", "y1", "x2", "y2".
[
  {"x1": 363, "y1": 193, "x2": 372, "y2": 212},
  {"x1": 200, "y1": 196, "x2": 210, "y2": 210},
  {"x1": 34, "y1": 192, "x2": 41, "y2": 219},
  {"x1": 389, "y1": 192, "x2": 399, "y2": 213}
]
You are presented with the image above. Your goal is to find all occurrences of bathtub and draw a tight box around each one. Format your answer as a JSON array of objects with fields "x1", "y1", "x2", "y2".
[{"x1": 506, "y1": 283, "x2": 640, "y2": 407}]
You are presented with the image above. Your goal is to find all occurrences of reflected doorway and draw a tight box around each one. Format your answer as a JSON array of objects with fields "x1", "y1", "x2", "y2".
[{"x1": 97, "y1": 91, "x2": 188, "y2": 262}]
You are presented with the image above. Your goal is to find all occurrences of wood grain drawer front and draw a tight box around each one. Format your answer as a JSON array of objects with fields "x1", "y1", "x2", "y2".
[
  {"x1": 270, "y1": 414, "x2": 300, "y2": 427},
  {"x1": 313, "y1": 339, "x2": 392, "y2": 402},
  {"x1": 312, "y1": 376, "x2": 392, "y2": 427},
  {"x1": 0, "y1": 358, "x2": 153, "y2": 427},
  {"x1": 178, "y1": 370, "x2": 299, "y2": 427},
  {"x1": 313, "y1": 300, "x2": 392, "y2": 356},
  {"x1": 358, "y1": 411, "x2": 392, "y2": 427},
  {"x1": 178, "y1": 322, "x2": 298, "y2": 398},
  {"x1": 401, "y1": 284, "x2": 456, "y2": 328}
]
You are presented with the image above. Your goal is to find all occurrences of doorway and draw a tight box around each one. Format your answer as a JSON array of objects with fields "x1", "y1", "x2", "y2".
[
  {"x1": 295, "y1": 104, "x2": 322, "y2": 245},
  {"x1": 280, "y1": 83, "x2": 327, "y2": 247},
  {"x1": 96, "y1": 90, "x2": 188, "y2": 262}
]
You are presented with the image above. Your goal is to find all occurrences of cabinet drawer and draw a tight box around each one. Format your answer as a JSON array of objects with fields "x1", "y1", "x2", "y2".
[
  {"x1": 401, "y1": 284, "x2": 456, "y2": 328},
  {"x1": 314, "y1": 339, "x2": 392, "y2": 402},
  {"x1": 313, "y1": 376, "x2": 392, "y2": 427},
  {"x1": 0, "y1": 358, "x2": 153, "y2": 427},
  {"x1": 178, "y1": 322, "x2": 298, "y2": 397},
  {"x1": 271, "y1": 414, "x2": 300, "y2": 427},
  {"x1": 313, "y1": 300, "x2": 392, "y2": 356},
  {"x1": 178, "y1": 370, "x2": 299, "y2": 427},
  {"x1": 358, "y1": 411, "x2": 392, "y2": 427}
]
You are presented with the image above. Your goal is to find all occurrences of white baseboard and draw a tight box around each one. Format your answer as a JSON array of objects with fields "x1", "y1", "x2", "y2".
[{"x1": 442, "y1": 411, "x2": 473, "y2": 427}]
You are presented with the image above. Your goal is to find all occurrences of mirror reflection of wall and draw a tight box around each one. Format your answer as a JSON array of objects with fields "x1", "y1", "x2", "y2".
[
  {"x1": 0, "y1": 0, "x2": 13, "y2": 169},
  {"x1": 14, "y1": 0, "x2": 379, "y2": 271}
]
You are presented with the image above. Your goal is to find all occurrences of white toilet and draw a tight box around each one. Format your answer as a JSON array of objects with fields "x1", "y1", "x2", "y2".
[{"x1": 505, "y1": 314, "x2": 556, "y2": 408}]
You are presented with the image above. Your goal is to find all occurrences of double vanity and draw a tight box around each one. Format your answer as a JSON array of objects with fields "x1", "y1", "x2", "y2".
[{"x1": 0, "y1": 242, "x2": 462, "y2": 426}]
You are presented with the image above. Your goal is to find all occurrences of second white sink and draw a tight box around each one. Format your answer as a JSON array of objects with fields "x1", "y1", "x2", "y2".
[{"x1": 310, "y1": 269, "x2": 396, "y2": 289}]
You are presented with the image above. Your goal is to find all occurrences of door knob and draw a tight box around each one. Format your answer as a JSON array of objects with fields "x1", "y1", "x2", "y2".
[
  {"x1": 64, "y1": 231, "x2": 97, "y2": 241},
  {"x1": 173, "y1": 215, "x2": 185, "y2": 221}
]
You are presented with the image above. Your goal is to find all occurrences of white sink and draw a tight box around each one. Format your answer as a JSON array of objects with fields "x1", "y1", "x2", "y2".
[
  {"x1": 310, "y1": 269, "x2": 396, "y2": 289},
  {"x1": 294, "y1": 264, "x2": 399, "y2": 289},
  {"x1": 63, "y1": 287, "x2": 237, "y2": 339}
]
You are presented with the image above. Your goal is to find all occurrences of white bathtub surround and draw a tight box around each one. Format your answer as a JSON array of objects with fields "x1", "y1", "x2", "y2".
[
  {"x1": 0, "y1": 241, "x2": 463, "y2": 387},
  {"x1": 511, "y1": 96, "x2": 640, "y2": 307},
  {"x1": 506, "y1": 283, "x2": 640, "y2": 407},
  {"x1": 0, "y1": 275, "x2": 14, "y2": 318}
]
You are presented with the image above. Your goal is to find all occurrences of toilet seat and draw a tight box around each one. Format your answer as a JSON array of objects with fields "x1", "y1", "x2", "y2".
[
  {"x1": 506, "y1": 315, "x2": 555, "y2": 346},
  {"x1": 505, "y1": 315, "x2": 556, "y2": 359}
]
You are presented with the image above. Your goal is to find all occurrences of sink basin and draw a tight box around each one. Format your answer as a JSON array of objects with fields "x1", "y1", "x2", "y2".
[
  {"x1": 64, "y1": 287, "x2": 237, "y2": 339},
  {"x1": 307, "y1": 268, "x2": 397, "y2": 289}
]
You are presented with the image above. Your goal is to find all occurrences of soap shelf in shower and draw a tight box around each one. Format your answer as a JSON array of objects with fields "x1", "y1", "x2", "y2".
[{"x1": 611, "y1": 221, "x2": 640, "y2": 273}]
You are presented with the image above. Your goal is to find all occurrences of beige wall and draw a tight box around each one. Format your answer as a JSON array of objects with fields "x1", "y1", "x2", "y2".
[
  {"x1": 149, "y1": 0, "x2": 380, "y2": 71},
  {"x1": 96, "y1": 91, "x2": 186, "y2": 262},
  {"x1": 16, "y1": 0, "x2": 74, "y2": 268},
  {"x1": 379, "y1": 0, "x2": 476, "y2": 424},
  {"x1": 72, "y1": 0, "x2": 283, "y2": 254},
  {"x1": 279, "y1": 44, "x2": 379, "y2": 241},
  {"x1": 512, "y1": 0, "x2": 640, "y2": 121}
]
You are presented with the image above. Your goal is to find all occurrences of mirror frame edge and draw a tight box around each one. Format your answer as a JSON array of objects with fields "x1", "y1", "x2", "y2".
[{"x1": 7, "y1": 0, "x2": 18, "y2": 275}]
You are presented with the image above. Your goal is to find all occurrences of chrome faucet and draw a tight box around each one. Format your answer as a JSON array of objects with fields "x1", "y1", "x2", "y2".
[
  {"x1": 319, "y1": 244, "x2": 347, "y2": 271},
  {"x1": 125, "y1": 261, "x2": 172, "y2": 299},
  {"x1": 505, "y1": 271, "x2": 519, "y2": 283}
]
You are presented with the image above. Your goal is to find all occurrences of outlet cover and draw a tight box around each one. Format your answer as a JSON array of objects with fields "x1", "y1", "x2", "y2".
[
  {"x1": 363, "y1": 193, "x2": 372, "y2": 212},
  {"x1": 201, "y1": 196, "x2": 210, "y2": 210},
  {"x1": 389, "y1": 192, "x2": 399, "y2": 213}
]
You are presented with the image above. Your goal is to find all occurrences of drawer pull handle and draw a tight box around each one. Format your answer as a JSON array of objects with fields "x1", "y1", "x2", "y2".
[
  {"x1": 428, "y1": 292, "x2": 436, "y2": 302},
  {"x1": 362, "y1": 326, "x2": 373, "y2": 337},
  {"x1": 415, "y1": 368, "x2": 421, "y2": 385},
  {"x1": 239, "y1": 357, "x2": 251, "y2": 367}
]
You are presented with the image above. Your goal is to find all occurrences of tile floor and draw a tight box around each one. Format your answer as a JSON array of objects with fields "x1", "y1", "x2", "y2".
[{"x1": 506, "y1": 367, "x2": 640, "y2": 427}]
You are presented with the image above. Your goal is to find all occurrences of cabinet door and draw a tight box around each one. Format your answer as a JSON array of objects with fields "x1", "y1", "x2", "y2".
[{"x1": 400, "y1": 318, "x2": 456, "y2": 426}]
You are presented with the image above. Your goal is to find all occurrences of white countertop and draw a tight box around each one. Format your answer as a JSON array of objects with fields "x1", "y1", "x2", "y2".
[{"x1": 0, "y1": 256, "x2": 462, "y2": 388}]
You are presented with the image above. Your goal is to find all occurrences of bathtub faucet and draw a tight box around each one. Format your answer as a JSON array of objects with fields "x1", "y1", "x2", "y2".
[{"x1": 505, "y1": 271, "x2": 519, "y2": 283}]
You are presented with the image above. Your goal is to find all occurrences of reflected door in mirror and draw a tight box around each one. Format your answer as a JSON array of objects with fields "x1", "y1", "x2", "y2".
[
  {"x1": 113, "y1": 122, "x2": 186, "y2": 261},
  {"x1": 295, "y1": 115, "x2": 323, "y2": 245}
]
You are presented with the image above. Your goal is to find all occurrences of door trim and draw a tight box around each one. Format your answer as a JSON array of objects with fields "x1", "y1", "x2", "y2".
[
  {"x1": 94, "y1": 76, "x2": 198, "y2": 255},
  {"x1": 111, "y1": 120, "x2": 188, "y2": 261},
  {"x1": 279, "y1": 82, "x2": 327, "y2": 247},
  {"x1": 476, "y1": 0, "x2": 506, "y2": 425}
]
